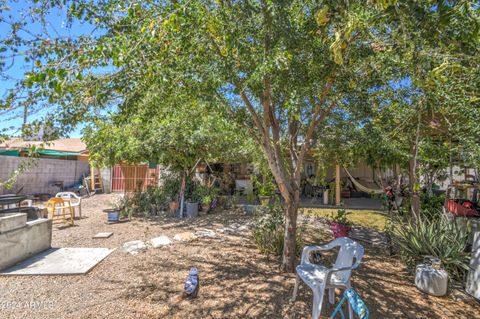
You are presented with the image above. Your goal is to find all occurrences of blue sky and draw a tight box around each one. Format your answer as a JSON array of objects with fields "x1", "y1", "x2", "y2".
[{"x1": 0, "y1": 2, "x2": 95, "y2": 138}]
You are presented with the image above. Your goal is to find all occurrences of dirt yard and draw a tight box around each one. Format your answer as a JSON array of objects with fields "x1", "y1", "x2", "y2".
[{"x1": 1, "y1": 194, "x2": 479, "y2": 319}]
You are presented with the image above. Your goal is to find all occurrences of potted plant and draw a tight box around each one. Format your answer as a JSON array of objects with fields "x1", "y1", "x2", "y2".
[
  {"x1": 329, "y1": 209, "x2": 352, "y2": 238},
  {"x1": 104, "y1": 196, "x2": 128, "y2": 222},
  {"x1": 160, "y1": 174, "x2": 182, "y2": 214},
  {"x1": 201, "y1": 195, "x2": 212, "y2": 213},
  {"x1": 258, "y1": 182, "x2": 275, "y2": 206},
  {"x1": 185, "y1": 184, "x2": 202, "y2": 218},
  {"x1": 253, "y1": 175, "x2": 276, "y2": 206}
]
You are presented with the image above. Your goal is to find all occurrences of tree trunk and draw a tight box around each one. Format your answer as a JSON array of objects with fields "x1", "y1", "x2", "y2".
[
  {"x1": 281, "y1": 190, "x2": 300, "y2": 272},
  {"x1": 409, "y1": 112, "x2": 422, "y2": 220},
  {"x1": 409, "y1": 143, "x2": 420, "y2": 220}
]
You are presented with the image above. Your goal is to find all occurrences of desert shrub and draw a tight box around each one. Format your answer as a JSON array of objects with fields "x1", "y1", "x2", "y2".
[
  {"x1": 253, "y1": 204, "x2": 304, "y2": 257},
  {"x1": 127, "y1": 186, "x2": 167, "y2": 216},
  {"x1": 161, "y1": 173, "x2": 182, "y2": 201},
  {"x1": 124, "y1": 173, "x2": 182, "y2": 217},
  {"x1": 395, "y1": 215, "x2": 471, "y2": 281}
]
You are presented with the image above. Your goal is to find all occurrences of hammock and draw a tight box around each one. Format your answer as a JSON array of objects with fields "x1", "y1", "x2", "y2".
[{"x1": 344, "y1": 168, "x2": 384, "y2": 195}]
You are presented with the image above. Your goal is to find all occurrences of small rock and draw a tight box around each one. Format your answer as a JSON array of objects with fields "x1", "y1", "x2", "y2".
[
  {"x1": 150, "y1": 235, "x2": 172, "y2": 248},
  {"x1": 218, "y1": 227, "x2": 235, "y2": 234},
  {"x1": 122, "y1": 240, "x2": 147, "y2": 254},
  {"x1": 173, "y1": 232, "x2": 197, "y2": 242},
  {"x1": 195, "y1": 229, "x2": 216, "y2": 238}
]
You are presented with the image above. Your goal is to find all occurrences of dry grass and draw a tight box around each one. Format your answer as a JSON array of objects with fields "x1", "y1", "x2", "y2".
[
  {"x1": 0, "y1": 194, "x2": 478, "y2": 319},
  {"x1": 302, "y1": 208, "x2": 388, "y2": 231}
]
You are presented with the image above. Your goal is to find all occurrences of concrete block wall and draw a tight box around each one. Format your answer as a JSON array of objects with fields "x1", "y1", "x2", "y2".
[
  {"x1": 0, "y1": 156, "x2": 90, "y2": 195},
  {"x1": 0, "y1": 215, "x2": 52, "y2": 271}
]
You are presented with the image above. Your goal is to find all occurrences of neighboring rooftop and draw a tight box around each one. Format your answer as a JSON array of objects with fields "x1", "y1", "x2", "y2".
[{"x1": 0, "y1": 138, "x2": 87, "y2": 154}]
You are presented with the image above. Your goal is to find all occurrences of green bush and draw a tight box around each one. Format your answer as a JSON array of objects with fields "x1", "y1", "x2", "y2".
[
  {"x1": 253, "y1": 204, "x2": 304, "y2": 257},
  {"x1": 191, "y1": 183, "x2": 218, "y2": 203},
  {"x1": 420, "y1": 192, "x2": 446, "y2": 220},
  {"x1": 128, "y1": 186, "x2": 167, "y2": 216},
  {"x1": 162, "y1": 174, "x2": 182, "y2": 201},
  {"x1": 122, "y1": 175, "x2": 221, "y2": 217},
  {"x1": 395, "y1": 215, "x2": 471, "y2": 281},
  {"x1": 252, "y1": 175, "x2": 276, "y2": 196},
  {"x1": 123, "y1": 173, "x2": 182, "y2": 217}
]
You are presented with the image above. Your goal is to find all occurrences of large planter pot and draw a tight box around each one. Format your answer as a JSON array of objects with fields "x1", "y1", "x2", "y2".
[
  {"x1": 330, "y1": 222, "x2": 350, "y2": 238},
  {"x1": 103, "y1": 209, "x2": 120, "y2": 222},
  {"x1": 258, "y1": 196, "x2": 271, "y2": 206},
  {"x1": 186, "y1": 202, "x2": 199, "y2": 218}
]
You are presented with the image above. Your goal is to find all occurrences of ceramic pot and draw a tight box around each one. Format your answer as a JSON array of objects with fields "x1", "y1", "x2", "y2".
[
  {"x1": 169, "y1": 201, "x2": 179, "y2": 212},
  {"x1": 103, "y1": 209, "x2": 120, "y2": 222},
  {"x1": 330, "y1": 222, "x2": 350, "y2": 238}
]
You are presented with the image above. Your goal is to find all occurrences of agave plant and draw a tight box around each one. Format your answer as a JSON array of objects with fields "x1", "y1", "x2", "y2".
[{"x1": 394, "y1": 214, "x2": 471, "y2": 282}]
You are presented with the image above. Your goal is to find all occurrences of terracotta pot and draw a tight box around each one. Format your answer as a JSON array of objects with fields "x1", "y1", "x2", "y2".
[
  {"x1": 169, "y1": 201, "x2": 179, "y2": 212},
  {"x1": 201, "y1": 203, "x2": 210, "y2": 213},
  {"x1": 330, "y1": 222, "x2": 350, "y2": 238},
  {"x1": 196, "y1": 164, "x2": 207, "y2": 172}
]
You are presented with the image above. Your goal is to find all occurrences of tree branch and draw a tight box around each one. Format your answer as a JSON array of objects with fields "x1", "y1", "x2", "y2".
[{"x1": 295, "y1": 78, "x2": 335, "y2": 181}]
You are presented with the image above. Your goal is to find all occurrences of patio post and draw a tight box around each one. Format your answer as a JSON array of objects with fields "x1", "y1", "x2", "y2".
[
  {"x1": 90, "y1": 165, "x2": 95, "y2": 191},
  {"x1": 335, "y1": 164, "x2": 341, "y2": 206}
]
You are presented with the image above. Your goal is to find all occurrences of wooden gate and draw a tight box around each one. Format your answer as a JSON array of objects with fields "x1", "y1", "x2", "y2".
[{"x1": 111, "y1": 164, "x2": 159, "y2": 193}]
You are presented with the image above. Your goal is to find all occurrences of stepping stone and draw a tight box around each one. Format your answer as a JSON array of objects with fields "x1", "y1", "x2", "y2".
[
  {"x1": 122, "y1": 240, "x2": 147, "y2": 254},
  {"x1": 93, "y1": 232, "x2": 113, "y2": 239},
  {"x1": 218, "y1": 223, "x2": 251, "y2": 234},
  {"x1": 195, "y1": 229, "x2": 216, "y2": 238},
  {"x1": 150, "y1": 235, "x2": 172, "y2": 248},
  {"x1": 173, "y1": 232, "x2": 197, "y2": 242}
]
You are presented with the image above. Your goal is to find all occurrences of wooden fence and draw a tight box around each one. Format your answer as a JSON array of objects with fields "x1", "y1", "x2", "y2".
[{"x1": 111, "y1": 164, "x2": 159, "y2": 193}]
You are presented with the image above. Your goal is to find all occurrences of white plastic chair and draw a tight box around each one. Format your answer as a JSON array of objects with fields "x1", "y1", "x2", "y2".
[
  {"x1": 55, "y1": 192, "x2": 82, "y2": 218},
  {"x1": 292, "y1": 237, "x2": 364, "y2": 319}
]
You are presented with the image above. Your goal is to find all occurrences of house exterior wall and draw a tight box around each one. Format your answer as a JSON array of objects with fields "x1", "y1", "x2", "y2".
[{"x1": 0, "y1": 156, "x2": 90, "y2": 195}]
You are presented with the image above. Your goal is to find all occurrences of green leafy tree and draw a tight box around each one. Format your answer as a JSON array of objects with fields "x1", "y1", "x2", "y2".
[{"x1": 1, "y1": 0, "x2": 479, "y2": 271}]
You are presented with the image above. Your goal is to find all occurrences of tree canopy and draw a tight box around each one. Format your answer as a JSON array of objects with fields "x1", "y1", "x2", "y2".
[{"x1": 1, "y1": 0, "x2": 479, "y2": 271}]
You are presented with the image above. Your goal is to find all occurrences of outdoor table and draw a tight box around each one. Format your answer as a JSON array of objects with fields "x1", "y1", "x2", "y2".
[{"x1": 0, "y1": 194, "x2": 28, "y2": 209}]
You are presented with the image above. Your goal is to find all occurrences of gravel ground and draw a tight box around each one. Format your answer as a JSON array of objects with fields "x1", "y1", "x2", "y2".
[{"x1": 0, "y1": 194, "x2": 479, "y2": 319}]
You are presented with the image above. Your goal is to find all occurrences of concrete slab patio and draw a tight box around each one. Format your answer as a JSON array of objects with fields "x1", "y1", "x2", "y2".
[{"x1": 0, "y1": 247, "x2": 114, "y2": 275}]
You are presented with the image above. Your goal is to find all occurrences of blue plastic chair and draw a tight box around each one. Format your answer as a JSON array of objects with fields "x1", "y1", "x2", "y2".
[{"x1": 329, "y1": 288, "x2": 368, "y2": 319}]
